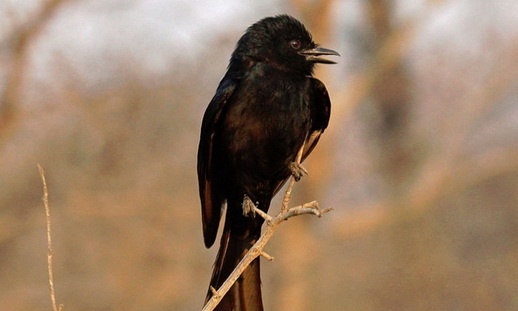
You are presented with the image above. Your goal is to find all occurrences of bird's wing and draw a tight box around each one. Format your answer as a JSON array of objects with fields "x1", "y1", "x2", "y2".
[
  {"x1": 302, "y1": 77, "x2": 331, "y2": 162},
  {"x1": 197, "y1": 77, "x2": 239, "y2": 248},
  {"x1": 272, "y1": 77, "x2": 331, "y2": 196}
]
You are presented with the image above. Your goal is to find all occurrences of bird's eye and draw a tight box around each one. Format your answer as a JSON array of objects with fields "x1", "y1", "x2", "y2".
[{"x1": 289, "y1": 39, "x2": 301, "y2": 50}]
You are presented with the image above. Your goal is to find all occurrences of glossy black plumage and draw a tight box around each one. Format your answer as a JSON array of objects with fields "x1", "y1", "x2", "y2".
[{"x1": 197, "y1": 15, "x2": 338, "y2": 311}]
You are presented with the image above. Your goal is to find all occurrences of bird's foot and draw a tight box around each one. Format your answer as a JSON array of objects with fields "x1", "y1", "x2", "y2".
[
  {"x1": 242, "y1": 195, "x2": 257, "y2": 218},
  {"x1": 289, "y1": 162, "x2": 309, "y2": 181}
]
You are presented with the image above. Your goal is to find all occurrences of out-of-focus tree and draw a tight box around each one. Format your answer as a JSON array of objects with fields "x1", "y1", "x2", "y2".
[{"x1": 1, "y1": 0, "x2": 518, "y2": 310}]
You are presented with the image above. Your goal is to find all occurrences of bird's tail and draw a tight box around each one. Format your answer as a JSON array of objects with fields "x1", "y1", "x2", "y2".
[{"x1": 205, "y1": 212, "x2": 264, "y2": 311}]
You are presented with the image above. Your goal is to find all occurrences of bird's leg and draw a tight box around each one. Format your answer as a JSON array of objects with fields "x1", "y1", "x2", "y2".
[
  {"x1": 242, "y1": 194, "x2": 257, "y2": 217},
  {"x1": 289, "y1": 162, "x2": 309, "y2": 181}
]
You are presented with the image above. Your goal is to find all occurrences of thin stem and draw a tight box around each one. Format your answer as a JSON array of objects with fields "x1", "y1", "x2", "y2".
[{"x1": 38, "y1": 164, "x2": 61, "y2": 311}]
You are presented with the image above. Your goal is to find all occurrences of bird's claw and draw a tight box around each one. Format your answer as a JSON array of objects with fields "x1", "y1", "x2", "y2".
[
  {"x1": 242, "y1": 195, "x2": 257, "y2": 217},
  {"x1": 289, "y1": 162, "x2": 309, "y2": 181}
]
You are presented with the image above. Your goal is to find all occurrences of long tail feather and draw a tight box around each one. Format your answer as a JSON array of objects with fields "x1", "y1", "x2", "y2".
[{"x1": 205, "y1": 209, "x2": 264, "y2": 311}]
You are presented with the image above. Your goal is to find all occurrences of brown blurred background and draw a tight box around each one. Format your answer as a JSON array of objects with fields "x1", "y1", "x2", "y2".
[{"x1": 1, "y1": 0, "x2": 518, "y2": 310}]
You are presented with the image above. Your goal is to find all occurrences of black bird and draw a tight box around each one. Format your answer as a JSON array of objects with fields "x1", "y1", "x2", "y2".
[{"x1": 197, "y1": 15, "x2": 339, "y2": 310}]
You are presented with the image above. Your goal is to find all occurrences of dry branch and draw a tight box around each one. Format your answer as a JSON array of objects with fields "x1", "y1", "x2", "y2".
[
  {"x1": 202, "y1": 202, "x2": 331, "y2": 311},
  {"x1": 38, "y1": 164, "x2": 63, "y2": 311},
  {"x1": 202, "y1": 144, "x2": 332, "y2": 311}
]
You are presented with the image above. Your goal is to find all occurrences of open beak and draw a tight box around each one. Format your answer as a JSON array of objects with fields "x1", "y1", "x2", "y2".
[{"x1": 300, "y1": 46, "x2": 340, "y2": 64}]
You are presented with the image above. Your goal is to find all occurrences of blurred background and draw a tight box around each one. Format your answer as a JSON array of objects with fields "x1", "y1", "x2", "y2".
[{"x1": 1, "y1": 0, "x2": 518, "y2": 310}]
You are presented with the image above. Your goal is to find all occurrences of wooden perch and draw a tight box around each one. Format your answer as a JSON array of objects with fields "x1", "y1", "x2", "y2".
[{"x1": 202, "y1": 144, "x2": 333, "y2": 311}]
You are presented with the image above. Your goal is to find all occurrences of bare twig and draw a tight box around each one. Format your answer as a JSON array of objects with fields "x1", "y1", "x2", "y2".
[
  {"x1": 202, "y1": 144, "x2": 332, "y2": 311},
  {"x1": 202, "y1": 202, "x2": 331, "y2": 311},
  {"x1": 281, "y1": 141, "x2": 306, "y2": 212},
  {"x1": 37, "y1": 164, "x2": 63, "y2": 311}
]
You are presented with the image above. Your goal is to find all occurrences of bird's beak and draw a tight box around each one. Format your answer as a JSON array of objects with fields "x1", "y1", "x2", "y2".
[{"x1": 300, "y1": 46, "x2": 340, "y2": 64}]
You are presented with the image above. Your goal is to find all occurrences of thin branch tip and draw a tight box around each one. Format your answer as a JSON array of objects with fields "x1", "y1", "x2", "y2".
[
  {"x1": 322, "y1": 207, "x2": 334, "y2": 213},
  {"x1": 38, "y1": 164, "x2": 61, "y2": 311},
  {"x1": 254, "y1": 208, "x2": 272, "y2": 223},
  {"x1": 315, "y1": 206, "x2": 333, "y2": 216},
  {"x1": 260, "y1": 251, "x2": 274, "y2": 261}
]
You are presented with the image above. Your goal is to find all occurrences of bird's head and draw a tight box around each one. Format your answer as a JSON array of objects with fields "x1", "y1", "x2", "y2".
[{"x1": 231, "y1": 15, "x2": 340, "y2": 75}]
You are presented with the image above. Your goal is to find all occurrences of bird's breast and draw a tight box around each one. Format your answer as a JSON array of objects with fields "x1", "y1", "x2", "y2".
[{"x1": 218, "y1": 74, "x2": 312, "y2": 179}]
